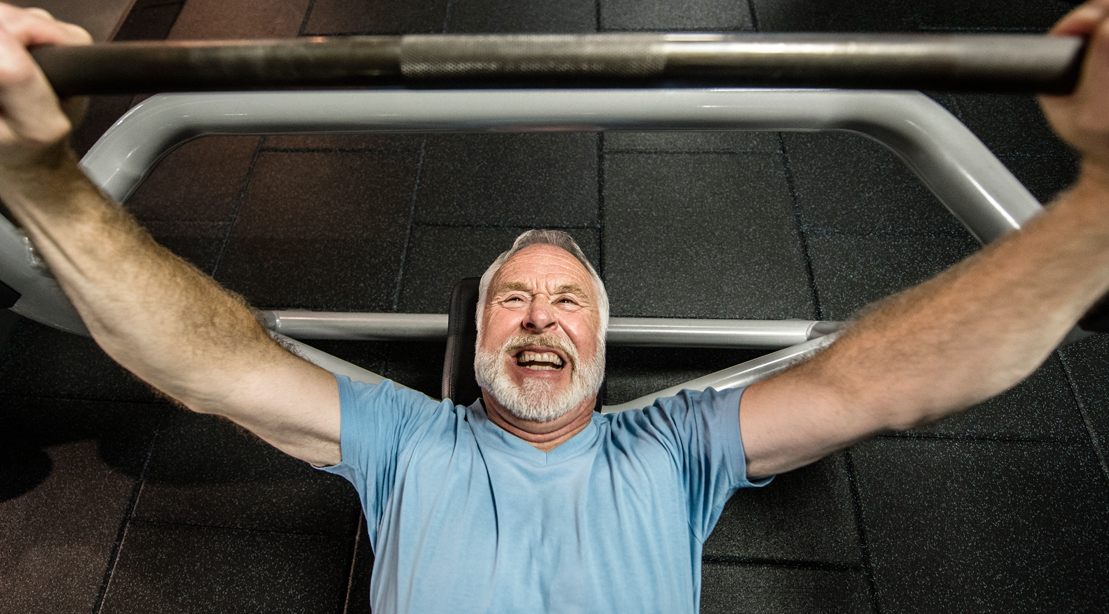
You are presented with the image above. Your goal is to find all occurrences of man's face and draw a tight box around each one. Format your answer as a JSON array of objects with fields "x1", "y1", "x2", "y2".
[{"x1": 475, "y1": 244, "x2": 604, "y2": 422}]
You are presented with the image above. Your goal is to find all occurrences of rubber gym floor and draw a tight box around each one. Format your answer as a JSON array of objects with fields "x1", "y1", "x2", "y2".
[{"x1": 2, "y1": 0, "x2": 1108, "y2": 612}]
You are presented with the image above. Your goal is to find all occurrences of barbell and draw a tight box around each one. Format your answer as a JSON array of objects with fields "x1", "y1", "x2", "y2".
[{"x1": 29, "y1": 33, "x2": 1085, "y2": 96}]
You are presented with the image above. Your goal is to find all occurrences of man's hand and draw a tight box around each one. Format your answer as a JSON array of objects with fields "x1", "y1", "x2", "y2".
[
  {"x1": 1041, "y1": 0, "x2": 1109, "y2": 181},
  {"x1": 0, "y1": 3, "x2": 89, "y2": 169},
  {"x1": 0, "y1": 4, "x2": 342, "y2": 467}
]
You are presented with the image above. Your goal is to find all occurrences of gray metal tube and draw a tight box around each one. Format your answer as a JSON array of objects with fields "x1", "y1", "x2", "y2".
[
  {"x1": 264, "y1": 311, "x2": 448, "y2": 341},
  {"x1": 600, "y1": 334, "x2": 840, "y2": 414},
  {"x1": 263, "y1": 310, "x2": 838, "y2": 348},
  {"x1": 31, "y1": 33, "x2": 1083, "y2": 96}
]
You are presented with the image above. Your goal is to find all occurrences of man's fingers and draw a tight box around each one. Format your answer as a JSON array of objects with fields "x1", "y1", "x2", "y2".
[
  {"x1": 0, "y1": 16, "x2": 71, "y2": 150},
  {"x1": 0, "y1": 3, "x2": 91, "y2": 47},
  {"x1": 1051, "y1": 0, "x2": 1109, "y2": 37}
]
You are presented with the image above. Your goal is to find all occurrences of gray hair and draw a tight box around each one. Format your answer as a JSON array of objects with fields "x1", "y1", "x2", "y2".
[{"x1": 476, "y1": 230, "x2": 610, "y2": 344}]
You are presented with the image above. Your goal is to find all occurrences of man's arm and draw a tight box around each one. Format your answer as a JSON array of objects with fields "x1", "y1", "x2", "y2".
[
  {"x1": 739, "y1": 0, "x2": 1109, "y2": 480},
  {"x1": 0, "y1": 5, "x2": 341, "y2": 466}
]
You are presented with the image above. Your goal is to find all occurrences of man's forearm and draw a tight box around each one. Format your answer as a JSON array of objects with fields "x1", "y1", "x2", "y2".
[
  {"x1": 808, "y1": 166, "x2": 1109, "y2": 429},
  {"x1": 0, "y1": 144, "x2": 281, "y2": 410}
]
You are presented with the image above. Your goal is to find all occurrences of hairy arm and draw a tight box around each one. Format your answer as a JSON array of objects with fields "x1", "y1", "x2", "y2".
[
  {"x1": 0, "y1": 5, "x2": 340, "y2": 466},
  {"x1": 738, "y1": 0, "x2": 1109, "y2": 479}
]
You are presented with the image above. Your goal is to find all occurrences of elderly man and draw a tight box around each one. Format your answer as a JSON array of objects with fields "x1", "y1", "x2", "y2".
[{"x1": 2, "y1": 1, "x2": 1109, "y2": 612}]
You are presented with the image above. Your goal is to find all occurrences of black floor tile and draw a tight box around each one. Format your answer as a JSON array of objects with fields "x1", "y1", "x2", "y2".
[
  {"x1": 751, "y1": 0, "x2": 919, "y2": 32},
  {"x1": 0, "y1": 397, "x2": 165, "y2": 614},
  {"x1": 0, "y1": 320, "x2": 161, "y2": 403},
  {"x1": 112, "y1": 0, "x2": 185, "y2": 41},
  {"x1": 131, "y1": 409, "x2": 361, "y2": 536},
  {"x1": 100, "y1": 521, "x2": 353, "y2": 614},
  {"x1": 851, "y1": 437, "x2": 1109, "y2": 613},
  {"x1": 909, "y1": 0, "x2": 1072, "y2": 31},
  {"x1": 445, "y1": 0, "x2": 596, "y2": 33},
  {"x1": 213, "y1": 150, "x2": 419, "y2": 311},
  {"x1": 71, "y1": 95, "x2": 135, "y2": 158},
  {"x1": 138, "y1": 220, "x2": 230, "y2": 276},
  {"x1": 700, "y1": 563, "x2": 872, "y2": 614},
  {"x1": 305, "y1": 0, "x2": 449, "y2": 34},
  {"x1": 996, "y1": 152, "x2": 1080, "y2": 205},
  {"x1": 415, "y1": 133, "x2": 598, "y2": 227},
  {"x1": 705, "y1": 453, "x2": 861, "y2": 565},
  {"x1": 1059, "y1": 335, "x2": 1109, "y2": 468},
  {"x1": 806, "y1": 232, "x2": 980, "y2": 320},
  {"x1": 605, "y1": 131, "x2": 779, "y2": 154},
  {"x1": 262, "y1": 133, "x2": 425, "y2": 152},
  {"x1": 783, "y1": 132, "x2": 971, "y2": 237},
  {"x1": 604, "y1": 152, "x2": 814, "y2": 319},
  {"x1": 949, "y1": 94, "x2": 1074, "y2": 159},
  {"x1": 900, "y1": 354, "x2": 1088, "y2": 441},
  {"x1": 294, "y1": 339, "x2": 392, "y2": 374},
  {"x1": 397, "y1": 225, "x2": 600, "y2": 313},
  {"x1": 168, "y1": 0, "x2": 311, "y2": 39},
  {"x1": 603, "y1": 346, "x2": 770, "y2": 406},
  {"x1": 124, "y1": 137, "x2": 260, "y2": 223},
  {"x1": 600, "y1": 0, "x2": 753, "y2": 31}
]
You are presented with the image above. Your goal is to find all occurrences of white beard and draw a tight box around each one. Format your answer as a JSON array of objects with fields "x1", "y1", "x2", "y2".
[{"x1": 474, "y1": 333, "x2": 605, "y2": 422}]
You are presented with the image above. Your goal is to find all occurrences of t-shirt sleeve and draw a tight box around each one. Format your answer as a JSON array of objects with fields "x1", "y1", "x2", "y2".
[
  {"x1": 317, "y1": 375, "x2": 445, "y2": 530},
  {"x1": 637, "y1": 386, "x2": 772, "y2": 542}
]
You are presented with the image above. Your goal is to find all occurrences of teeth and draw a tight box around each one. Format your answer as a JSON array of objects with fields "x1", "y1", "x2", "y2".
[{"x1": 516, "y1": 350, "x2": 564, "y2": 368}]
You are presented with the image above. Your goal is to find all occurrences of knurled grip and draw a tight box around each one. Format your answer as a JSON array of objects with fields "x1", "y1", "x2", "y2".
[{"x1": 399, "y1": 34, "x2": 666, "y2": 80}]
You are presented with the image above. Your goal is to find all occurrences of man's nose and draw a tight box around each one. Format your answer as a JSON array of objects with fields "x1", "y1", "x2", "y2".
[{"x1": 523, "y1": 297, "x2": 557, "y2": 332}]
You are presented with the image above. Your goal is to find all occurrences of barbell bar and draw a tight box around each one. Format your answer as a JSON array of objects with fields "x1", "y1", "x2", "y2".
[{"x1": 30, "y1": 33, "x2": 1085, "y2": 97}]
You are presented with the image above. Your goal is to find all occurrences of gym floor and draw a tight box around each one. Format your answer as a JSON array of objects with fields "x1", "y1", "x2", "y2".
[{"x1": 2, "y1": 0, "x2": 1108, "y2": 612}]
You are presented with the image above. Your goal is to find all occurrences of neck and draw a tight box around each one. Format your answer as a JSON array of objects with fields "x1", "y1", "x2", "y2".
[{"x1": 481, "y1": 390, "x2": 596, "y2": 452}]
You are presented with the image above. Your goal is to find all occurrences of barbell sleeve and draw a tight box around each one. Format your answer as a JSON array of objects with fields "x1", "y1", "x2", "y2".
[{"x1": 29, "y1": 33, "x2": 1086, "y2": 97}]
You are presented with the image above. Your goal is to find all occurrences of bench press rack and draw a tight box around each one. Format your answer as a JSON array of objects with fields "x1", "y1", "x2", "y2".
[{"x1": 0, "y1": 88, "x2": 1052, "y2": 412}]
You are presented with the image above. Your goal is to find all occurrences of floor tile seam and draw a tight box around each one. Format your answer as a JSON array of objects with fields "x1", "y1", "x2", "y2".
[
  {"x1": 91, "y1": 413, "x2": 165, "y2": 614},
  {"x1": 745, "y1": 0, "x2": 759, "y2": 32},
  {"x1": 441, "y1": 0, "x2": 453, "y2": 33},
  {"x1": 391, "y1": 137, "x2": 428, "y2": 313},
  {"x1": 841, "y1": 449, "x2": 883, "y2": 614},
  {"x1": 1055, "y1": 351, "x2": 1109, "y2": 487},
  {"x1": 297, "y1": 0, "x2": 319, "y2": 37},
  {"x1": 210, "y1": 139, "x2": 265, "y2": 280},
  {"x1": 777, "y1": 133, "x2": 823, "y2": 320},
  {"x1": 126, "y1": 516, "x2": 344, "y2": 539},
  {"x1": 340, "y1": 515, "x2": 366, "y2": 614},
  {"x1": 877, "y1": 432, "x2": 1079, "y2": 446},
  {"x1": 701, "y1": 557, "x2": 864, "y2": 573}
]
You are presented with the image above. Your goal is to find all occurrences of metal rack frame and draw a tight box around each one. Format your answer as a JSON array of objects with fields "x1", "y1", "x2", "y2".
[{"x1": 0, "y1": 89, "x2": 1044, "y2": 412}]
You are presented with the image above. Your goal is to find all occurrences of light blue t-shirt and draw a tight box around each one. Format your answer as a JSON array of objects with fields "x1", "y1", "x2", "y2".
[{"x1": 322, "y1": 376, "x2": 770, "y2": 613}]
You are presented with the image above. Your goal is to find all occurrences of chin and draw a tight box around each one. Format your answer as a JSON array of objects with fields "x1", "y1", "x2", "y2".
[{"x1": 475, "y1": 347, "x2": 605, "y2": 423}]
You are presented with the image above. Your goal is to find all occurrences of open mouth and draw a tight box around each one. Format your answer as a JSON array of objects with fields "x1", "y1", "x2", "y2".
[{"x1": 514, "y1": 349, "x2": 566, "y2": 371}]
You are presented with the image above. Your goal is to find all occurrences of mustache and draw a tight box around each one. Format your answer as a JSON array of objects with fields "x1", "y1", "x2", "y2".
[{"x1": 500, "y1": 334, "x2": 578, "y2": 367}]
